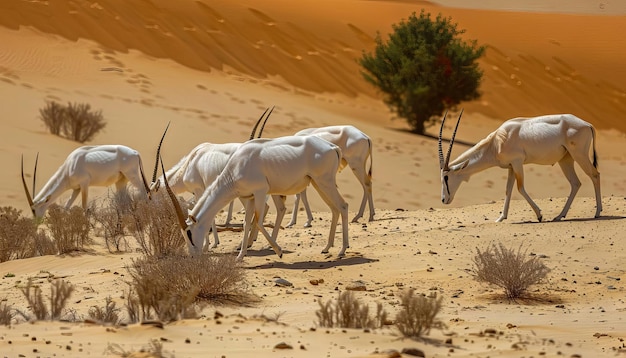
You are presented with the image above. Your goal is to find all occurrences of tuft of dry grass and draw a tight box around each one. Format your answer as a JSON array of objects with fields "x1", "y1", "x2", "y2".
[
  {"x1": 473, "y1": 242, "x2": 551, "y2": 299},
  {"x1": 17, "y1": 278, "x2": 75, "y2": 321},
  {"x1": 395, "y1": 289, "x2": 444, "y2": 337},
  {"x1": 126, "y1": 254, "x2": 251, "y2": 322},
  {"x1": 0, "y1": 299, "x2": 15, "y2": 326},
  {"x1": 88, "y1": 296, "x2": 122, "y2": 325},
  {"x1": 316, "y1": 291, "x2": 388, "y2": 329}
]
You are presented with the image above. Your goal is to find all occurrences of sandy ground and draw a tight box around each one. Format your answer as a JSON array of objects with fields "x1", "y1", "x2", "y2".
[{"x1": 0, "y1": 0, "x2": 625, "y2": 357}]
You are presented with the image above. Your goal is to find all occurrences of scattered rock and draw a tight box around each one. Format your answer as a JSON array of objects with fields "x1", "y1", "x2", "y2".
[
  {"x1": 346, "y1": 280, "x2": 367, "y2": 291},
  {"x1": 141, "y1": 320, "x2": 164, "y2": 329},
  {"x1": 274, "y1": 342, "x2": 293, "y2": 349},
  {"x1": 275, "y1": 278, "x2": 293, "y2": 287},
  {"x1": 401, "y1": 348, "x2": 425, "y2": 357},
  {"x1": 379, "y1": 349, "x2": 401, "y2": 358}
]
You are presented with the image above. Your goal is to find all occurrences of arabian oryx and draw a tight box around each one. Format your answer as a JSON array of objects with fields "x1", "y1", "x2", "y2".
[
  {"x1": 149, "y1": 108, "x2": 273, "y2": 249},
  {"x1": 288, "y1": 125, "x2": 374, "y2": 227},
  {"x1": 161, "y1": 135, "x2": 350, "y2": 260},
  {"x1": 438, "y1": 111, "x2": 602, "y2": 222},
  {"x1": 22, "y1": 145, "x2": 151, "y2": 219}
]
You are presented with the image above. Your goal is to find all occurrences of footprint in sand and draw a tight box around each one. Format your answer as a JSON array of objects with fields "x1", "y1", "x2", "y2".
[{"x1": 248, "y1": 8, "x2": 276, "y2": 26}]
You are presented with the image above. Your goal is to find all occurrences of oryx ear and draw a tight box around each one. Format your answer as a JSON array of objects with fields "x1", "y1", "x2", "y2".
[{"x1": 450, "y1": 160, "x2": 469, "y2": 172}]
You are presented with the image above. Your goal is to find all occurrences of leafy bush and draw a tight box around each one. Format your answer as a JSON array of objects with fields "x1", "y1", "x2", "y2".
[
  {"x1": 473, "y1": 242, "x2": 551, "y2": 299},
  {"x1": 0, "y1": 206, "x2": 53, "y2": 262},
  {"x1": 126, "y1": 255, "x2": 249, "y2": 322},
  {"x1": 359, "y1": 11, "x2": 485, "y2": 134},
  {"x1": 39, "y1": 101, "x2": 106, "y2": 143},
  {"x1": 395, "y1": 289, "x2": 444, "y2": 337},
  {"x1": 316, "y1": 291, "x2": 388, "y2": 329},
  {"x1": 46, "y1": 205, "x2": 92, "y2": 254}
]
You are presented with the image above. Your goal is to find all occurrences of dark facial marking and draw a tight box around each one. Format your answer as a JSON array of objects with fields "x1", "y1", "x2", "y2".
[{"x1": 186, "y1": 229, "x2": 194, "y2": 246}]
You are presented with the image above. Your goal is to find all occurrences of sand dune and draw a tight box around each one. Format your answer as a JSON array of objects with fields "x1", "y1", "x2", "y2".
[
  {"x1": 1, "y1": 0, "x2": 625, "y2": 130},
  {"x1": 0, "y1": 0, "x2": 625, "y2": 357}
]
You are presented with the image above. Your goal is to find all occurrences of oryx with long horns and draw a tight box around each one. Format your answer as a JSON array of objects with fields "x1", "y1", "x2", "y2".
[
  {"x1": 438, "y1": 111, "x2": 601, "y2": 222},
  {"x1": 22, "y1": 145, "x2": 151, "y2": 219}
]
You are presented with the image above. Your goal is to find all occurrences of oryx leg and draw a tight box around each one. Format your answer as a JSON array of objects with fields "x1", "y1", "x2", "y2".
[
  {"x1": 350, "y1": 160, "x2": 374, "y2": 223},
  {"x1": 286, "y1": 192, "x2": 302, "y2": 228},
  {"x1": 496, "y1": 167, "x2": 516, "y2": 222},
  {"x1": 236, "y1": 196, "x2": 283, "y2": 260},
  {"x1": 569, "y1": 146, "x2": 602, "y2": 218},
  {"x1": 310, "y1": 178, "x2": 349, "y2": 257},
  {"x1": 511, "y1": 161, "x2": 542, "y2": 222},
  {"x1": 65, "y1": 189, "x2": 81, "y2": 209},
  {"x1": 223, "y1": 200, "x2": 235, "y2": 227},
  {"x1": 553, "y1": 153, "x2": 581, "y2": 221},
  {"x1": 287, "y1": 190, "x2": 314, "y2": 228}
]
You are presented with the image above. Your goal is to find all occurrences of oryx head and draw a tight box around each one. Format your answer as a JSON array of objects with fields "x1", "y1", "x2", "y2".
[
  {"x1": 438, "y1": 110, "x2": 467, "y2": 204},
  {"x1": 21, "y1": 153, "x2": 48, "y2": 220},
  {"x1": 158, "y1": 153, "x2": 203, "y2": 256}
]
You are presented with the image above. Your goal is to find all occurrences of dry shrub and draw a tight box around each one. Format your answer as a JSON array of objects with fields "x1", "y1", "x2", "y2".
[
  {"x1": 0, "y1": 206, "x2": 43, "y2": 262},
  {"x1": 46, "y1": 204, "x2": 92, "y2": 254},
  {"x1": 38, "y1": 100, "x2": 64, "y2": 135},
  {"x1": 106, "y1": 338, "x2": 172, "y2": 358},
  {"x1": 88, "y1": 296, "x2": 121, "y2": 325},
  {"x1": 473, "y1": 242, "x2": 551, "y2": 299},
  {"x1": 39, "y1": 101, "x2": 106, "y2": 143},
  {"x1": 316, "y1": 291, "x2": 388, "y2": 329},
  {"x1": 17, "y1": 278, "x2": 75, "y2": 321},
  {"x1": 127, "y1": 191, "x2": 187, "y2": 258},
  {"x1": 126, "y1": 255, "x2": 249, "y2": 322},
  {"x1": 395, "y1": 289, "x2": 444, "y2": 337},
  {"x1": 90, "y1": 191, "x2": 134, "y2": 253},
  {"x1": 0, "y1": 299, "x2": 15, "y2": 326}
]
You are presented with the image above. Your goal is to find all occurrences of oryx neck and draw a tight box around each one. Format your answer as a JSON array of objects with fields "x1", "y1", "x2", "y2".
[
  {"x1": 33, "y1": 165, "x2": 70, "y2": 204},
  {"x1": 449, "y1": 133, "x2": 499, "y2": 174}
]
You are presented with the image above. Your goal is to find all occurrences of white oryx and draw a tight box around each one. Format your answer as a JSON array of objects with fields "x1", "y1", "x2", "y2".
[
  {"x1": 161, "y1": 135, "x2": 350, "y2": 260},
  {"x1": 22, "y1": 145, "x2": 151, "y2": 219},
  {"x1": 288, "y1": 125, "x2": 374, "y2": 227},
  {"x1": 438, "y1": 111, "x2": 602, "y2": 222},
  {"x1": 149, "y1": 108, "x2": 273, "y2": 249}
]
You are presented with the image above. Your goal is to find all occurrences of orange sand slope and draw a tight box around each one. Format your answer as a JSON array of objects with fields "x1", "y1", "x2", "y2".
[{"x1": 1, "y1": 0, "x2": 625, "y2": 131}]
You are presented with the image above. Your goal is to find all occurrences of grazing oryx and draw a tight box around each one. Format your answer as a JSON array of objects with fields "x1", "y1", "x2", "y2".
[
  {"x1": 22, "y1": 145, "x2": 151, "y2": 219},
  {"x1": 162, "y1": 135, "x2": 350, "y2": 260},
  {"x1": 288, "y1": 125, "x2": 373, "y2": 227},
  {"x1": 149, "y1": 108, "x2": 273, "y2": 249},
  {"x1": 438, "y1": 111, "x2": 602, "y2": 222}
]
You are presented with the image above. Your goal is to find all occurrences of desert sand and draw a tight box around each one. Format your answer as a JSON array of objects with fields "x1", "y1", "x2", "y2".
[{"x1": 0, "y1": 0, "x2": 625, "y2": 357}]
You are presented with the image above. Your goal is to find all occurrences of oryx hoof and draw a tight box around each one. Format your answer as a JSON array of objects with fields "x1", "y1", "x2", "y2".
[{"x1": 537, "y1": 215, "x2": 543, "y2": 222}]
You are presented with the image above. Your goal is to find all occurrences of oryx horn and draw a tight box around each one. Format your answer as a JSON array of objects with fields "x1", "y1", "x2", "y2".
[
  {"x1": 249, "y1": 107, "x2": 269, "y2": 140},
  {"x1": 21, "y1": 154, "x2": 36, "y2": 211},
  {"x1": 159, "y1": 154, "x2": 189, "y2": 233},
  {"x1": 151, "y1": 121, "x2": 170, "y2": 185},
  {"x1": 257, "y1": 105, "x2": 274, "y2": 138},
  {"x1": 444, "y1": 109, "x2": 464, "y2": 170},
  {"x1": 438, "y1": 110, "x2": 448, "y2": 170}
]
